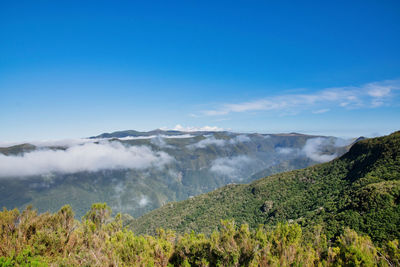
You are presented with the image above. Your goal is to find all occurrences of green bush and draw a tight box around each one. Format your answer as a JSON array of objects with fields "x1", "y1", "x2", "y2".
[{"x1": 0, "y1": 204, "x2": 398, "y2": 266}]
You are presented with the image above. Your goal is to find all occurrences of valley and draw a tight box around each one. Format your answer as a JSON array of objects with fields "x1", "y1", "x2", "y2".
[{"x1": 0, "y1": 130, "x2": 350, "y2": 218}]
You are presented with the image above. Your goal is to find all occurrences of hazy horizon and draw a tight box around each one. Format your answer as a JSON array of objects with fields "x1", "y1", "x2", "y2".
[{"x1": 0, "y1": 124, "x2": 394, "y2": 145}]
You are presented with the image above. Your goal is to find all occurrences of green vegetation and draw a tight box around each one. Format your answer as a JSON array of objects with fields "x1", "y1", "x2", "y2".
[
  {"x1": 1, "y1": 204, "x2": 399, "y2": 266},
  {"x1": 1, "y1": 131, "x2": 399, "y2": 265},
  {"x1": 131, "y1": 132, "x2": 400, "y2": 244}
]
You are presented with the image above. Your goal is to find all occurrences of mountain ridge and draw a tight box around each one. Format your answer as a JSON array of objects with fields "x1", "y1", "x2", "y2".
[
  {"x1": 0, "y1": 130, "x2": 354, "y2": 218},
  {"x1": 129, "y1": 131, "x2": 400, "y2": 243}
]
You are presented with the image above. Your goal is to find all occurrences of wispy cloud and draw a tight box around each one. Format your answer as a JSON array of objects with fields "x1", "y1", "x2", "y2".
[
  {"x1": 187, "y1": 134, "x2": 251, "y2": 149},
  {"x1": 275, "y1": 147, "x2": 297, "y2": 155},
  {"x1": 0, "y1": 141, "x2": 173, "y2": 177},
  {"x1": 301, "y1": 138, "x2": 337, "y2": 163},
  {"x1": 138, "y1": 195, "x2": 149, "y2": 207},
  {"x1": 276, "y1": 137, "x2": 353, "y2": 163},
  {"x1": 229, "y1": 134, "x2": 251, "y2": 144},
  {"x1": 312, "y1": 109, "x2": 330, "y2": 114},
  {"x1": 187, "y1": 136, "x2": 226, "y2": 149},
  {"x1": 202, "y1": 79, "x2": 400, "y2": 116},
  {"x1": 210, "y1": 155, "x2": 252, "y2": 179},
  {"x1": 150, "y1": 135, "x2": 175, "y2": 148}
]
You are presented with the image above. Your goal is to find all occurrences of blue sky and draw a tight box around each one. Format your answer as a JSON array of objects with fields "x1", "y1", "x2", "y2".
[{"x1": 1, "y1": 0, "x2": 400, "y2": 141}]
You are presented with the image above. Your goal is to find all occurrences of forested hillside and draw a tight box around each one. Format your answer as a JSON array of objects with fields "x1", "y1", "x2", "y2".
[{"x1": 130, "y1": 131, "x2": 400, "y2": 243}]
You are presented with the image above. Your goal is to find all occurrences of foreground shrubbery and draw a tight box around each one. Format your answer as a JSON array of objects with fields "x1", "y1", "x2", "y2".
[{"x1": 1, "y1": 204, "x2": 399, "y2": 266}]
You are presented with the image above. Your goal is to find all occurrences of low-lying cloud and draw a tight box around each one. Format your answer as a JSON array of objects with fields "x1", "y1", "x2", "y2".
[
  {"x1": 229, "y1": 134, "x2": 251, "y2": 144},
  {"x1": 301, "y1": 138, "x2": 337, "y2": 163},
  {"x1": 0, "y1": 138, "x2": 98, "y2": 148},
  {"x1": 275, "y1": 147, "x2": 296, "y2": 155},
  {"x1": 188, "y1": 136, "x2": 226, "y2": 149},
  {"x1": 150, "y1": 135, "x2": 175, "y2": 149},
  {"x1": 0, "y1": 141, "x2": 173, "y2": 177},
  {"x1": 210, "y1": 155, "x2": 252, "y2": 178},
  {"x1": 188, "y1": 134, "x2": 251, "y2": 149},
  {"x1": 276, "y1": 137, "x2": 352, "y2": 163},
  {"x1": 138, "y1": 195, "x2": 149, "y2": 207},
  {"x1": 0, "y1": 134, "x2": 196, "y2": 148}
]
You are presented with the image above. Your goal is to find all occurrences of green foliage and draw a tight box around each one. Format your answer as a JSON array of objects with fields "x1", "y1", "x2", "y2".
[
  {"x1": 131, "y1": 131, "x2": 400, "y2": 244},
  {"x1": 384, "y1": 239, "x2": 400, "y2": 266},
  {"x1": 1, "y1": 204, "x2": 398, "y2": 266},
  {"x1": 332, "y1": 228, "x2": 381, "y2": 266},
  {"x1": 82, "y1": 203, "x2": 111, "y2": 228}
]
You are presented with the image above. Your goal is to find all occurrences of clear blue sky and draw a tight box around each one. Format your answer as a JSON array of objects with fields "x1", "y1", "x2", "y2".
[{"x1": 1, "y1": 0, "x2": 400, "y2": 141}]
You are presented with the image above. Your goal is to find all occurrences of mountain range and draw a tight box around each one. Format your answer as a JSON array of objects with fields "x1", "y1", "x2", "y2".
[{"x1": 0, "y1": 129, "x2": 352, "y2": 218}]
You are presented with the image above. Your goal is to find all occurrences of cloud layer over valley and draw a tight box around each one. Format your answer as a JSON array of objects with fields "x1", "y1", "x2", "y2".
[
  {"x1": 187, "y1": 134, "x2": 251, "y2": 149},
  {"x1": 0, "y1": 141, "x2": 173, "y2": 177},
  {"x1": 210, "y1": 155, "x2": 253, "y2": 180}
]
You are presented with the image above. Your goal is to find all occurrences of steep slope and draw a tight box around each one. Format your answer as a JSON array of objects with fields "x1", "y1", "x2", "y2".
[{"x1": 130, "y1": 131, "x2": 400, "y2": 243}]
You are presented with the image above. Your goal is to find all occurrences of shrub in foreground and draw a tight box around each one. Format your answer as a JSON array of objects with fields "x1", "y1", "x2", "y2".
[{"x1": 0, "y1": 204, "x2": 398, "y2": 266}]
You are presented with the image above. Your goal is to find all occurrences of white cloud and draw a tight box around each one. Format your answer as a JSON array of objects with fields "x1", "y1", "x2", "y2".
[
  {"x1": 187, "y1": 134, "x2": 251, "y2": 149},
  {"x1": 332, "y1": 137, "x2": 348, "y2": 147},
  {"x1": 202, "y1": 79, "x2": 400, "y2": 116},
  {"x1": 0, "y1": 138, "x2": 102, "y2": 148},
  {"x1": 139, "y1": 195, "x2": 149, "y2": 207},
  {"x1": 0, "y1": 134, "x2": 197, "y2": 148},
  {"x1": 150, "y1": 134, "x2": 195, "y2": 148},
  {"x1": 187, "y1": 136, "x2": 226, "y2": 149},
  {"x1": 275, "y1": 137, "x2": 352, "y2": 162},
  {"x1": 229, "y1": 134, "x2": 251, "y2": 144},
  {"x1": 166, "y1": 124, "x2": 224, "y2": 132},
  {"x1": 210, "y1": 155, "x2": 252, "y2": 178},
  {"x1": 30, "y1": 139, "x2": 96, "y2": 147},
  {"x1": 150, "y1": 136, "x2": 168, "y2": 148},
  {"x1": 312, "y1": 109, "x2": 330, "y2": 114},
  {"x1": 0, "y1": 141, "x2": 173, "y2": 177},
  {"x1": 301, "y1": 138, "x2": 337, "y2": 163},
  {"x1": 0, "y1": 137, "x2": 151, "y2": 148},
  {"x1": 276, "y1": 147, "x2": 297, "y2": 155},
  {"x1": 366, "y1": 82, "x2": 393, "y2": 98},
  {"x1": 150, "y1": 135, "x2": 180, "y2": 149}
]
